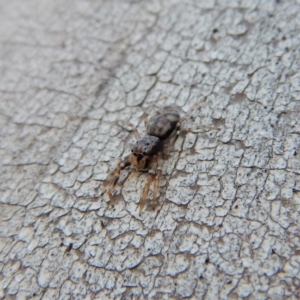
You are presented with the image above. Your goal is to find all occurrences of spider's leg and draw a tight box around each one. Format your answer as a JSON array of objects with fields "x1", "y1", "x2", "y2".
[
  {"x1": 103, "y1": 161, "x2": 122, "y2": 205},
  {"x1": 152, "y1": 151, "x2": 164, "y2": 204},
  {"x1": 178, "y1": 96, "x2": 207, "y2": 126},
  {"x1": 103, "y1": 156, "x2": 131, "y2": 205},
  {"x1": 179, "y1": 125, "x2": 218, "y2": 134},
  {"x1": 143, "y1": 115, "x2": 148, "y2": 129},
  {"x1": 140, "y1": 168, "x2": 162, "y2": 213},
  {"x1": 177, "y1": 97, "x2": 220, "y2": 134},
  {"x1": 139, "y1": 153, "x2": 163, "y2": 213},
  {"x1": 160, "y1": 126, "x2": 181, "y2": 159},
  {"x1": 167, "y1": 124, "x2": 180, "y2": 147},
  {"x1": 139, "y1": 173, "x2": 155, "y2": 213},
  {"x1": 152, "y1": 169, "x2": 162, "y2": 205},
  {"x1": 117, "y1": 120, "x2": 141, "y2": 140}
]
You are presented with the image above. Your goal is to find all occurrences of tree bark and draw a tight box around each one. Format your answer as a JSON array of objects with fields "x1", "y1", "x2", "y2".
[{"x1": 0, "y1": 0, "x2": 300, "y2": 299}]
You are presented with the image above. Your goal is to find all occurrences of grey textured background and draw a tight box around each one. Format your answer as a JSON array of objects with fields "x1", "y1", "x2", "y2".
[{"x1": 1, "y1": 0, "x2": 300, "y2": 299}]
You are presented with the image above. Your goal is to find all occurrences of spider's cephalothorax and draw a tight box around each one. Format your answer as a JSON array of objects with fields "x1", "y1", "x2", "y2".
[
  {"x1": 131, "y1": 135, "x2": 162, "y2": 158},
  {"x1": 102, "y1": 99, "x2": 216, "y2": 212}
]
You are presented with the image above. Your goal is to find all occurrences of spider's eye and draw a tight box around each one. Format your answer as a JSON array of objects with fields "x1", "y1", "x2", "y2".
[
  {"x1": 146, "y1": 142, "x2": 150, "y2": 146},
  {"x1": 133, "y1": 152, "x2": 137, "y2": 156}
]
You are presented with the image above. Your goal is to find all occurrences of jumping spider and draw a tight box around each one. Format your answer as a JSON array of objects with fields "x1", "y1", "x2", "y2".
[{"x1": 103, "y1": 97, "x2": 216, "y2": 212}]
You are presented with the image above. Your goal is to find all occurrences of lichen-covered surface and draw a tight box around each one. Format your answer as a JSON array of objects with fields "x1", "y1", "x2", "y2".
[{"x1": 0, "y1": 0, "x2": 300, "y2": 299}]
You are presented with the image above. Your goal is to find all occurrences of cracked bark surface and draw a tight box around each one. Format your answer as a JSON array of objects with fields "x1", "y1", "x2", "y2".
[{"x1": 1, "y1": 0, "x2": 300, "y2": 299}]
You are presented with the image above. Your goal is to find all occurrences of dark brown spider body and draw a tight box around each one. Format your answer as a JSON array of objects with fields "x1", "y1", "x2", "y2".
[
  {"x1": 102, "y1": 98, "x2": 215, "y2": 212},
  {"x1": 103, "y1": 105, "x2": 182, "y2": 211},
  {"x1": 131, "y1": 106, "x2": 180, "y2": 158}
]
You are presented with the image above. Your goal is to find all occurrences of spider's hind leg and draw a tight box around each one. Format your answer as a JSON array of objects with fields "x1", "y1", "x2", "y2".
[
  {"x1": 179, "y1": 125, "x2": 218, "y2": 134},
  {"x1": 178, "y1": 96, "x2": 208, "y2": 125},
  {"x1": 178, "y1": 97, "x2": 220, "y2": 134}
]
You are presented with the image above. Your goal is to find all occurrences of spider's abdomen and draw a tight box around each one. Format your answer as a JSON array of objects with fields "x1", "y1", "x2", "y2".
[{"x1": 146, "y1": 106, "x2": 180, "y2": 139}]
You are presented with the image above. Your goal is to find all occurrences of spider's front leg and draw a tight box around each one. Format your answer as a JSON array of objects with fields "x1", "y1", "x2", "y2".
[
  {"x1": 139, "y1": 153, "x2": 163, "y2": 213},
  {"x1": 102, "y1": 156, "x2": 131, "y2": 205},
  {"x1": 151, "y1": 168, "x2": 162, "y2": 206},
  {"x1": 139, "y1": 172, "x2": 156, "y2": 212}
]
